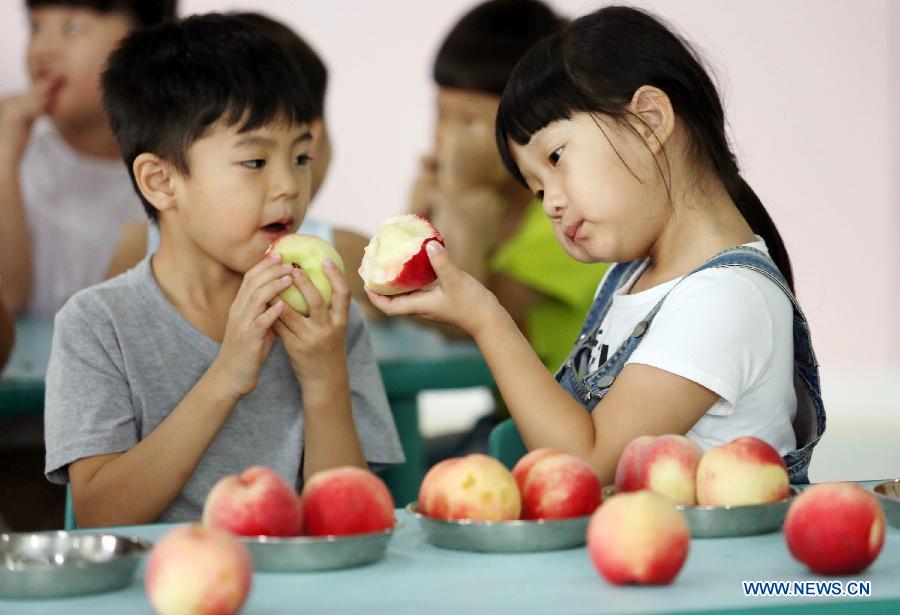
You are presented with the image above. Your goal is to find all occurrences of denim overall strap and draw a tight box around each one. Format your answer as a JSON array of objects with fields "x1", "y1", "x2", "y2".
[{"x1": 555, "y1": 245, "x2": 825, "y2": 484}]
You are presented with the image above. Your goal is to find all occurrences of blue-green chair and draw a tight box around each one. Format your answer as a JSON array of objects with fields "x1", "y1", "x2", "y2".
[
  {"x1": 64, "y1": 485, "x2": 76, "y2": 530},
  {"x1": 488, "y1": 418, "x2": 528, "y2": 470}
]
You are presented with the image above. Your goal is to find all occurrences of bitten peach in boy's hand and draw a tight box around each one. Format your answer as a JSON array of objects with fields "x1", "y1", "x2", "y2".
[{"x1": 264, "y1": 234, "x2": 345, "y2": 316}]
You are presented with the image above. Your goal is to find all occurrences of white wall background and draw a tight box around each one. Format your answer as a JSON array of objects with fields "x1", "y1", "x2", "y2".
[{"x1": 2, "y1": 1, "x2": 897, "y2": 479}]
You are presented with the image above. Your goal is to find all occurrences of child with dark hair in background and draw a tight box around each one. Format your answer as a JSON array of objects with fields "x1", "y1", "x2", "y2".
[
  {"x1": 43, "y1": 13, "x2": 402, "y2": 527},
  {"x1": 0, "y1": 0, "x2": 175, "y2": 316},
  {"x1": 106, "y1": 11, "x2": 381, "y2": 319},
  {"x1": 372, "y1": 6, "x2": 825, "y2": 484},
  {"x1": 411, "y1": 0, "x2": 608, "y2": 370}
]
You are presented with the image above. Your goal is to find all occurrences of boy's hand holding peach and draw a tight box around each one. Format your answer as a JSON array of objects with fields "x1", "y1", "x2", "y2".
[
  {"x1": 274, "y1": 258, "x2": 350, "y2": 380},
  {"x1": 210, "y1": 252, "x2": 294, "y2": 399}
]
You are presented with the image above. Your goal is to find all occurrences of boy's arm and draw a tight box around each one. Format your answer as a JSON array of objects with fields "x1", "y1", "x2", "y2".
[
  {"x1": 0, "y1": 87, "x2": 51, "y2": 314},
  {"x1": 104, "y1": 221, "x2": 149, "y2": 279},
  {"x1": 274, "y1": 264, "x2": 367, "y2": 480},
  {"x1": 54, "y1": 254, "x2": 295, "y2": 527},
  {"x1": 68, "y1": 364, "x2": 243, "y2": 527}
]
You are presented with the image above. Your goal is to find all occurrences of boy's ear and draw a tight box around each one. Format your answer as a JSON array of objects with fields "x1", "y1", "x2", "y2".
[
  {"x1": 627, "y1": 85, "x2": 674, "y2": 155},
  {"x1": 132, "y1": 153, "x2": 176, "y2": 214}
]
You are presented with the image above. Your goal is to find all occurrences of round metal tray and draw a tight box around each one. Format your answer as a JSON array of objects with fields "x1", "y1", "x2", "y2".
[
  {"x1": 240, "y1": 526, "x2": 396, "y2": 572},
  {"x1": 0, "y1": 531, "x2": 150, "y2": 599},
  {"x1": 602, "y1": 486, "x2": 798, "y2": 538},
  {"x1": 871, "y1": 479, "x2": 900, "y2": 529},
  {"x1": 406, "y1": 502, "x2": 589, "y2": 552}
]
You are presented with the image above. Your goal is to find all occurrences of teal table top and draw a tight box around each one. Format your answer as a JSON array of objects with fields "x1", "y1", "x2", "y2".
[{"x1": 2, "y1": 506, "x2": 898, "y2": 614}]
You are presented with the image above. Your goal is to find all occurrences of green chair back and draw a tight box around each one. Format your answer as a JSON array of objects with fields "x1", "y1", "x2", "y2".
[
  {"x1": 64, "y1": 485, "x2": 76, "y2": 530},
  {"x1": 488, "y1": 418, "x2": 528, "y2": 470}
]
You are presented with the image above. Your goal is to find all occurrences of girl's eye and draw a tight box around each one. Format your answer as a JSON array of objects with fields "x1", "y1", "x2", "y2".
[
  {"x1": 548, "y1": 146, "x2": 564, "y2": 167},
  {"x1": 294, "y1": 154, "x2": 313, "y2": 166},
  {"x1": 63, "y1": 18, "x2": 83, "y2": 36},
  {"x1": 536, "y1": 190, "x2": 545, "y2": 202},
  {"x1": 242, "y1": 159, "x2": 266, "y2": 169}
]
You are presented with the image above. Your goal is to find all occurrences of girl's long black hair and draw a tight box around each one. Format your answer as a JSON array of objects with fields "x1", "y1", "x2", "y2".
[{"x1": 496, "y1": 6, "x2": 793, "y2": 291}]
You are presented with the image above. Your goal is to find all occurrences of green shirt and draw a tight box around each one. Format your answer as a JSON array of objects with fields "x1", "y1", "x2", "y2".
[{"x1": 489, "y1": 200, "x2": 609, "y2": 371}]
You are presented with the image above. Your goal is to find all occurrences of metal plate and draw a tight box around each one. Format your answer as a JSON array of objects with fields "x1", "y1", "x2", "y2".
[
  {"x1": 240, "y1": 527, "x2": 395, "y2": 573},
  {"x1": 872, "y1": 479, "x2": 900, "y2": 529},
  {"x1": 0, "y1": 532, "x2": 149, "y2": 599},
  {"x1": 406, "y1": 502, "x2": 589, "y2": 552},
  {"x1": 603, "y1": 486, "x2": 799, "y2": 538}
]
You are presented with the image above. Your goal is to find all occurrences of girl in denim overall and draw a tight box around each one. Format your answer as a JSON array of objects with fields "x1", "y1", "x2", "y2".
[{"x1": 368, "y1": 6, "x2": 825, "y2": 484}]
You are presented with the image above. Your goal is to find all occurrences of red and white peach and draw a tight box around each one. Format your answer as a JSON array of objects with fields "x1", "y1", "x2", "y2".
[
  {"x1": 614, "y1": 435, "x2": 655, "y2": 494},
  {"x1": 638, "y1": 435, "x2": 703, "y2": 506},
  {"x1": 145, "y1": 524, "x2": 252, "y2": 615},
  {"x1": 696, "y1": 437, "x2": 790, "y2": 506},
  {"x1": 301, "y1": 466, "x2": 395, "y2": 536},
  {"x1": 587, "y1": 491, "x2": 690, "y2": 585},
  {"x1": 202, "y1": 466, "x2": 303, "y2": 537},
  {"x1": 784, "y1": 482, "x2": 886, "y2": 575},
  {"x1": 512, "y1": 449, "x2": 602, "y2": 520},
  {"x1": 359, "y1": 213, "x2": 444, "y2": 295},
  {"x1": 419, "y1": 453, "x2": 520, "y2": 521}
]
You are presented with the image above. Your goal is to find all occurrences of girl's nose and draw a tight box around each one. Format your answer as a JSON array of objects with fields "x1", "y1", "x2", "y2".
[{"x1": 541, "y1": 185, "x2": 566, "y2": 218}]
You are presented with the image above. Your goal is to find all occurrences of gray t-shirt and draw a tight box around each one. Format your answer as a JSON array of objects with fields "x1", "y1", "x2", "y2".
[{"x1": 44, "y1": 257, "x2": 403, "y2": 522}]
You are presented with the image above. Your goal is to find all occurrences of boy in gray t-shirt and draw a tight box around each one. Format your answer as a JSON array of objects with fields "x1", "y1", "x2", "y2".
[{"x1": 44, "y1": 14, "x2": 403, "y2": 526}]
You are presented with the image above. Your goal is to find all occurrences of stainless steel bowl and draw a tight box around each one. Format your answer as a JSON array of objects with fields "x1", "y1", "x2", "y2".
[
  {"x1": 406, "y1": 502, "x2": 589, "y2": 552},
  {"x1": 0, "y1": 532, "x2": 150, "y2": 599},
  {"x1": 240, "y1": 526, "x2": 395, "y2": 573},
  {"x1": 602, "y1": 486, "x2": 798, "y2": 538},
  {"x1": 872, "y1": 479, "x2": 900, "y2": 529}
]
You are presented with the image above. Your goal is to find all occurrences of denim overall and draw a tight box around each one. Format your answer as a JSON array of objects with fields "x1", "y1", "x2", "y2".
[{"x1": 556, "y1": 246, "x2": 826, "y2": 483}]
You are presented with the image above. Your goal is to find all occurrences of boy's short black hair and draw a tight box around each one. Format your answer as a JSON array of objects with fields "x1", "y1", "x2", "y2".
[
  {"x1": 434, "y1": 0, "x2": 563, "y2": 96},
  {"x1": 26, "y1": 0, "x2": 176, "y2": 29},
  {"x1": 233, "y1": 12, "x2": 328, "y2": 120},
  {"x1": 102, "y1": 13, "x2": 315, "y2": 222}
]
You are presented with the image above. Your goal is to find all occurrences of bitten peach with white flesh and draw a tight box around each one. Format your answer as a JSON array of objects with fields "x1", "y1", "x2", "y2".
[
  {"x1": 587, "y1": 491, "x2": 690, "y2": 585},
  {"x1": 359, "y1": 213, "x2": 444, "y2": 295},
  {"x1": 265, "y1": 234, "x2": 345, "y2": 315},
  {"x1": 202, "y1": 466, "x2": 303, "y2": 537},
  {"x1": 418, "y1": 453, "x2": 520, "y2": 521},
  {"x1": 696, "y1": 436, "x2": 790, "y2": 506},
  {"x1": 784, "y1": 483, "x2": 886, "y2": 575},
  {"x1": 145, "y1": 524, "x2": 252, "y2": 615}
]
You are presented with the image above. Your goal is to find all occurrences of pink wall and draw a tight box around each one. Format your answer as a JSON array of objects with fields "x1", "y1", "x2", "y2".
[{"x1": 1, "y1": 0, "x2": 896, "y2": 369}]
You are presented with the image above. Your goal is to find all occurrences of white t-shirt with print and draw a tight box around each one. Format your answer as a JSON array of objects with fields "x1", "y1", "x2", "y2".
[
  {"x1": 587, "y1": 239, "x2": 797, "y2": 455},
  {"x1": 20, "y1": 119, "x2": 145, "y2": 315}
]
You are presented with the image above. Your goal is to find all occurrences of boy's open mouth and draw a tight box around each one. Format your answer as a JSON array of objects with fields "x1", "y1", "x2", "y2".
[{"x1": 262, "y1": 221, "x2": 291, "y2": 234}]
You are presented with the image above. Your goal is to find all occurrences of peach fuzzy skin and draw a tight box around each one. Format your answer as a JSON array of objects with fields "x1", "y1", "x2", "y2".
[
  {"x1": 696, "y1": 437, "x2": 789, "y2": 506},
  {"x1": 638, "y1": 435, "x2": 702, "y2": 506},
  {"x1": 264, "y1": 234, "x2": 345, "y2": 315},
  {"x1": 518, "y1": 452, "x2": 602, "y2": 520},
  {"x1": 202, "y1": 466, "x2": 303, "y2": 537},
  {"x1": 145, "y1": 524, "x2": 252, "y2": 615},
  {"x1": 511, "y1": 448, "x2": 563, "y2": 492},
  {"x1": 784, "y1": 483, "x2": 886, "y2": 575},
  {"x1": 614, "y1": 435, "x2": 655, "y2": 493},
  {"x1": 588, "y1": 491, "x2": 690, "y2": 585},
  {"x1": 419, "y1": 453, "x2": 521, "y2": 521},
  {"x1": 359, "y1": 213, "x2": 444, "y2": 295},
  {"x1": 301, "y1": 466, "x2": 395, "y2": 536}
]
